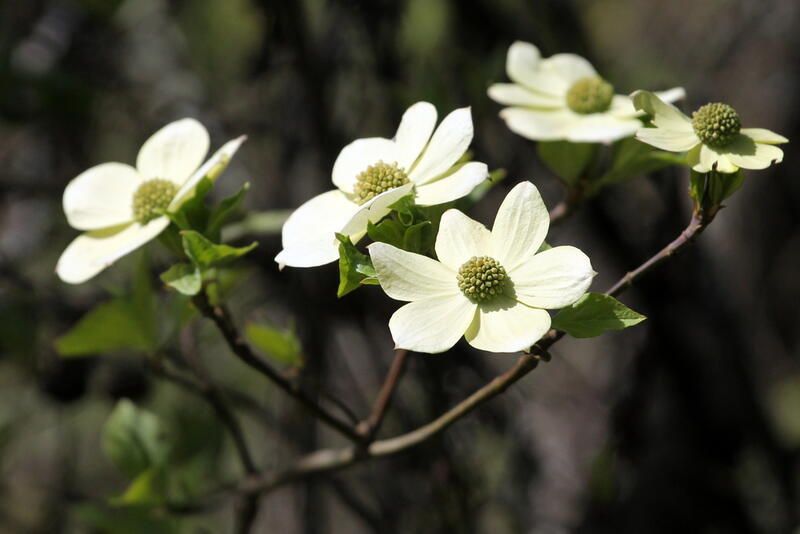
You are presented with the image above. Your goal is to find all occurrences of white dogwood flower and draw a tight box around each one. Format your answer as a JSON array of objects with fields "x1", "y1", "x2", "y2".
[
  {"x1": 275, "y1": 102, "x2": 489, "y2": 268},
  {"x1": 369, "y1": 182, "x2": 595, "y2": 354},
  {"x1": 632, "y1": 91, "x2": 787, "y2": 173},
  {"x1": 488, "y1": 41, "x2": 685, "y2": 144},
  {"x1": 57, "y1": 118, "x2": 245, "y2": 284}
]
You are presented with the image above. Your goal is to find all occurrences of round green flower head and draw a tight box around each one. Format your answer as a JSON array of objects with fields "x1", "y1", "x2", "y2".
[
  {"x1": 691, "y1": 102, "x2": 741, "y2": 148},
  {"x1": 566, "y1": 77, "x2": 615, "y2": 114},
  {"x1": 132, "y1": 178, "x2": 178, "y2": 224},
  {"x1": 457, "y1": 256, "x2": 508, "y2": 303},
  {"x1": 353, "y1": 161, "x2": 409, "y2": 205}
]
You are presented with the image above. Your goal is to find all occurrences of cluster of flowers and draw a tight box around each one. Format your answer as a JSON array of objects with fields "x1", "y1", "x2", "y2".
[{"x1": 57, "y1": 42, "x2": 787, "y2": 354}]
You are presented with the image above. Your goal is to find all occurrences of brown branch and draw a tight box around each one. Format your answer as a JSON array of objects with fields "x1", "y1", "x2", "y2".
[
  {"x1": 192, "y1": 291, "x2": 361, "y2": 442},
  {"x1": 356, "y1": 349, "x2": 409, "y2": 441},
  {"x1": 178, "y1": 207, "x2": 714, "y2": 506},
  {"x1": 606, "y1": 210, "x2": 707, "y2": 297}
]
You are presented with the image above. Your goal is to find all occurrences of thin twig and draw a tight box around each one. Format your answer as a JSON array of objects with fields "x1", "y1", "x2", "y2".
[
  {"x1": 172, "y1": 208, "x2": 713, "y2": 508},
  {"x1": 192, "y1": 290, "x2": 361, "y2": 442},
  {"x1": 356, "y1": 349, "x2": 409, "y2": 441},
  {"x1": 178, "y1": 328, "x2": 261, "y2": 534}
]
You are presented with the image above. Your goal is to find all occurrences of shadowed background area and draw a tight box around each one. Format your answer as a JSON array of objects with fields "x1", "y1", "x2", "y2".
[{"x1": 1, "y1": 0, "x2": 799, "y2": 532}]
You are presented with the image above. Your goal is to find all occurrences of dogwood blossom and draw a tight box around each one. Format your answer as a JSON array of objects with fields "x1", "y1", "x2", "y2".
[
  {"x1": 488, "y1": 41, "x2": 684, "y2": 144},
  {"x1": 632, "y1": 91, "x2": 787, "y2": 173},
  {"x1": 369, "y1": 182, "x2": 594, "y2": 354},
  {"x1": 57, "y1": 119, "x2": 245, "y2": 284},
  {"x1": 275, "y1": 102, "x2": 488, "y2": 268}
]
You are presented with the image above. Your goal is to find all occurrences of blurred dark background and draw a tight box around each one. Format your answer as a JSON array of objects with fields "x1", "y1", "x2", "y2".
[{"x1": 1, "y1": 0, "x2": 800, "y2": 532}]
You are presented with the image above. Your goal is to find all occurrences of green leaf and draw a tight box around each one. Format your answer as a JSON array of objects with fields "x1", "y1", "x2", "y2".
[
  {"x1": 594, "y1": 138, "x2": 684, "y2": 189},
  {"x1": 175, "y1": 177, "x2": 213, "y2": 231},
  {"x1": 181, "y1": 230, "x2": 257, "y2": 268},
  {"x1": 552, "y1": 293, "x2": 646, "y2": 338},
  {"x1": 245, "y1": 323, "x2": 303, "y2": 367},
  {"x1": 389, "y1": 194, "x2": 425, "y2": 226},
  {"x1": 402, "y1": 220, "x2": 433, "y2": 254},
  {"x1": 336, "y1": 233, "x2": 377, "y2": 297},
  {"x1": 537, "y1": 141, "x2": 596, "y2": 184},
  {"x1": 103, "y1": 400, "x2": 170, "y2": 479},
  {"x1": 160, "y1": 263, "x2": 202, "y2": 296},
  {"x1": 367, "y1": 219, "x2": 406, "y2": 248},
  {"x1": 207, "y1": 182, "x2": 250, "y2": 240},
  {"x1": 112, "y1": 468, "x2": 168, "y2": 507},
  {"x1": 55, "y1": 300, "x2": 157, "y2": 357},
  {"x1": 221, "y1": 209, "x2": 291, "y2": 241}
]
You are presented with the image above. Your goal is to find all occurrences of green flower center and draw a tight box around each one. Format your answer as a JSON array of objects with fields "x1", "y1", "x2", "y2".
[
  {"x1": 566, "y1": 76, "x2": 614, "y2": 114},
  {"x1": 457, "y1": 256, "x2": 508, "y2": 303},
  {"x1": 691, "y1": 102, "x2": 741, "y2": 148},
  {"x1": 353, "y1": 161, "x2": 409, "y2": 205},
  {"x1": 132, "y1": 179, "x2": 178, "y2": 224}
]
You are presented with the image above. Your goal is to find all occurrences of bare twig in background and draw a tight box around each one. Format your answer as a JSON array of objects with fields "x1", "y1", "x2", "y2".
[
  {"x1": 192, "y1": 291, "x2": 361, "y2": 442},
  {"x1": 172, "y1": 206, "x2": 714, "y2": 511},
  {"x1": 356, "y1": 349, "x2": 409, "y2": 442}
]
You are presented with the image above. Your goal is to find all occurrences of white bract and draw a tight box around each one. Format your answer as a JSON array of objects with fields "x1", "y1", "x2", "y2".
[
  {"x1": 369, "y1": 182, "x2": 595, "y2": 354},
  {"x1": 632, "y1": 91, "x2": 787, "y2": 173},
  {"x1": 488, "y1": 41, "x2": 685, "y2": 144},
  {"x1": 57, "y1": 118, "x2": 245, "y2": 284},
  {"x1": 275, "y1": 102, "x2": 489, "y2": 268}
]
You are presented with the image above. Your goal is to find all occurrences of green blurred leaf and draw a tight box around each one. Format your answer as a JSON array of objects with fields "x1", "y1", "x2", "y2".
[
  {"x1": 55, "y1": 300, "x2": 157, "y2": 357},
  {"x1": 221, "y1": 210, "x2": 291, "y2": 241},
  {"x1": 112, "y1": 468, "x2": 168, "y2": 507},
  {"x1": 181, "y1": 230, "x2": 257, "y2": 268},
  {"x1": 594, "y1": 138, "x2": 684, "y2": 190},
  {"x1": 552, "y1": 293, "x2": 646, "y2": 338},
  {"x1": 160, "y1": 263, "x2": 202, "y2": 296},
  {"x1": 537, "y1": 141, "x2": 596, "y2": 184},
  {"x1": 767, "y1": 375, "x2": 800, "y2": 448},
  {"x1": 174, "y1": 177, "x2": 213, "y2": 231},
  {"x1": 102, "y1": 400, "x2": 170, "y2": 479},
  {"x1": 336, "y1": 234, "x2": 377, "y2": 297},
  {"x1": 245, "y1": 323, "x2": 303, "y2": 367},
  {"x1": 206, "y1": 182, "x2": 250, "y2": 240}
]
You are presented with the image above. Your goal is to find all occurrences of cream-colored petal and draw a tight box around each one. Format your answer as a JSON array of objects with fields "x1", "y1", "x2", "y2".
[
  {"x1": 610, "y1": 87, "x2": 686, "y2": 118},
  {"x1": 414, "y1": 162, "x2": 488, "y2": 206},
  {"x1": 511, "y1": 246, "x2": 594, "y2": 309},
  {"x1": 136, "y1": 118, "x2": 209, "y2": 185},
  {"x1": 63, "y1": 162, "x2": 141, "y2": 230},
  {"x1": 170, "y1": 136, "x2": 246, "y2": 209},
  {"x1": 369, "y1": 242, "x2": 458, "y2": 301},
  {"x1": 693, "y1": 144, "x2": 738, "y2": 173},
  {"x1": 434, "y1": 209, "x2": 491, "y2": 270},
  {"x1": 631, "y1": 90, "x2": 693, "y2": 132},
  {"x1": 276, "y1": 189, "x2": 360, "y2": 268},
  {"x1": 340, "y1": 183, "x2": 414, "y2": 237},
  {"x1": 724, "y1": 135, "x2": 784, "y2": 170},
  {"x1": 490, "y1": 182, "x2": 549, "y2": 272},
  {"x1": 636, "y1": 125, "x2": 700, "y2": 152},
  {"x1": 394, "y1": 102, "x2": 437, "y2": 171},
  {"x1": 464, "y1": 297, "x2": 551, "y2": 353},
  {"x1": 564, "y1": 114, "x2": 641, "y2": 143},
  {"x1": 56, "y1": 219, "x2": 169, "y2": 284},
  {"x1": 409, "y1": 107, "x2": 473, "y2": 184},
  {"x1": 506, "y1": 42, "x2": 541, "y2": 86},
  {"x1": 487, "y1": 83, "x2": 562, "y2": 108},
  {"x1": 498, "y1": 107, "x2": 577, "y2": 141},
  {"x1": 331, "y1": 137, "x2": 400, "y2": 194},
  {"x1": 541, "y1": 53, "x2": 597, "y2": 85},
  {"x1": 739, "y1": 128, "x2": 788, "y2": 145},
  {"x1": 389, "y1": 295, "x2": 477, "y2": 354}
]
